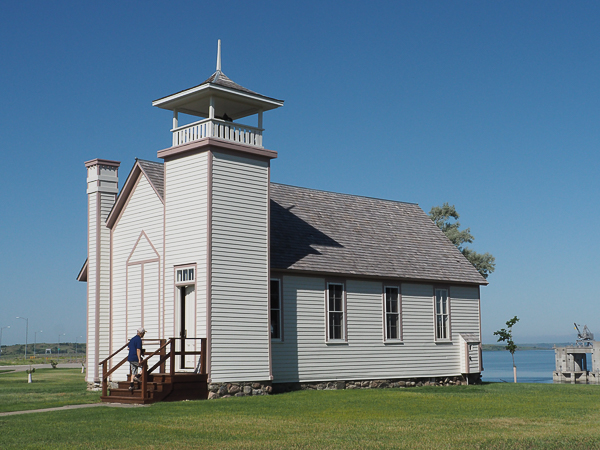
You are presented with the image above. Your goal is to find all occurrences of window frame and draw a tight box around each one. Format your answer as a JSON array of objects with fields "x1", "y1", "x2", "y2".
[
  {"x1": 325, "y1": 281, "x2": 347, "y2": 343},
  {"x1": 434, "y1": 286, "x2": 451, "y2": 341},
  {"x1": 175, "y1": 265, "x2": 196, "y2": 287},
  {"x1": 270, "y1": 277, "x2": 283, "y2": 342},
  {"x1": 382, "y1": 284, "x2": 403, "y2": 343}
]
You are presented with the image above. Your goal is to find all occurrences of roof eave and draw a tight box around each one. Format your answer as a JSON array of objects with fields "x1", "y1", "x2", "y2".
[
  {"x1": 270, "y1": 267, "x2": 488, "y2": 286},
  {"x1": 76, "y1": 259, "x2": 88, "y2": 282},
  {"x1": 152, "y1": 83, "x2": 284, "y2": 111}
]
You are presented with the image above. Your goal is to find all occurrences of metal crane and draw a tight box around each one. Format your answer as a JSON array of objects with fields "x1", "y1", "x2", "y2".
[{"x1": 574, "y1": 323, "x2": 594, "y2": 346}]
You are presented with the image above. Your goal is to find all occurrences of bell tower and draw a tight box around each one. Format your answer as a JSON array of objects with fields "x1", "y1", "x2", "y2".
[
  {"x1": 154, "y1": 41, "x2": 283, "y2": 385},
  {"x1": 152, "y1": 40, "x2": 283, "y2": 149}
]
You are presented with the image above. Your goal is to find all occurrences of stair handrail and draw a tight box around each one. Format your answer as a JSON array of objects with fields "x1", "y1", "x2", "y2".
[
  {"x1": 143, "y1": 339, "x2": 171, "y2": 375},
  {"x1": 99, "y1": 341, "x2": 129, "y2": 366},
  {"x1": 168, "y1": 337, "x2": 206, "y2": 374},
  {"x1": 99, "y1": 342, "x2": 130, "y2": 397},
  {"x1": 99, "y1": 337, "x2": 207, "y2": 401}
]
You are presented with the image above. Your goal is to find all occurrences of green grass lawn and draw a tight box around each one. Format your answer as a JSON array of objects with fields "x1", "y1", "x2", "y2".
[
  {"x1": 2, "y1": 371, "x2": 600, "y2": 449},
  {"x1": 0, "y1": 368, "x2": 100, "y2": 413}
]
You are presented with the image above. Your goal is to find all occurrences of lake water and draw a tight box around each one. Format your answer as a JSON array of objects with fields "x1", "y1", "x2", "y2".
[{"x1": 482, "y1": 350, "x2": 557, "y2": 383}]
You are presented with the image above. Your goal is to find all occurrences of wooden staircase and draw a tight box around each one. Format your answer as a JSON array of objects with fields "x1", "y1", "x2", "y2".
[
  {"x1": 101, "y1": 372, "x2": 208, "y2": 404},
  {"x1": 99, "y1": 338, "x2": 208, "y2": 405}
]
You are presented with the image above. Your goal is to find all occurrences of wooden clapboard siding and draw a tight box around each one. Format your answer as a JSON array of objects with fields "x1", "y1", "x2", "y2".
[
  {"x1": 449, "y1": 285, "x2": 480, "y2": 337},
  {"x1": 450, "y1": 285, "x2": 481, "y2": 372},
  {"x1": 111, "y1": 175, "x2": 163, "y2": 381},
  {"x1": 143, "y1": 262, "x2": 160, "y2": 338},
  {"x1": 86, "y1": 182, "x2": 117, "y2": 384},
  {"x1": 164, "y1": 152, "x2": 208, "y2": 347},
  {"x1": 209, "y1": 151, "x2": 270, "y2": 382},
  {"x1": 98, "y1": 194, "x2": 113, "y2": 367},
  {"x1": 86, "y1": 192, "x2": 97, "y2": 384},
  {"x1": 272, "y1": 276, "x2": 481, "y2": 383}
]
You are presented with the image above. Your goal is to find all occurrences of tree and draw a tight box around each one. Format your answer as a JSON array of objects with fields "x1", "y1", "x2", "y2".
[
  {"x1": 428, "y1": 203, "x2": 495, "y2": 279},
  {"x1": 494, "y1": 316, "x2": 520, "y2": 383}
]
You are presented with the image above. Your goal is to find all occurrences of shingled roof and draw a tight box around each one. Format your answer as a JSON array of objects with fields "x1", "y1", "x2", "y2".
[
  {"x1": 137, "y1": 159, "x2": 164, "y2": 200},
  {"x1": 201, "y1": 70, "x2": 259, "y2": 96},
  {"x1": 107, "y1": 160, "x2": 487, "y2": 285},
  {"x1": 270, "y1": 183, "x2": 487, "y2": 285}
]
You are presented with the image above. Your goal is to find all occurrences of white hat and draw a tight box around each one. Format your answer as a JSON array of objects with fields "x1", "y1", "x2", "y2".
[{"x1": 137, "y1": 327, "x2": 146, "y2": 334}]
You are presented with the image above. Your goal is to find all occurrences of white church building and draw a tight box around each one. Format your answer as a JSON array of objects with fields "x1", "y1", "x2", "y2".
[{"x1": 78, "y1": 43, "x2": 487, "y2": 402}]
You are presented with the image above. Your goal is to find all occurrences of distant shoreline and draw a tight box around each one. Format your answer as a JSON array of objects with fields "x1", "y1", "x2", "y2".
[{"x1": 483, "y1": 343, "x2": 572, "y2": 351}]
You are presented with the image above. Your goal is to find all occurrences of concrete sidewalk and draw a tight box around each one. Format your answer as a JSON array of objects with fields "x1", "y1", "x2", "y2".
[
  {"x1": 0, "y1": 403, "x2": 148, "y2": 417},
  {"x1": 0, "y1": 362, "x2": 83, "y2": 373}
]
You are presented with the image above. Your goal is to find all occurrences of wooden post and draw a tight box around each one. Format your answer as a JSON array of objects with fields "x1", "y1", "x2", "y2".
[
  {"x1": 159, "y1": 339, "x2": 166, "y2": 373},
  {"x1": 209, "y1": 97, "x2": 215, "y2": 120},
  {"x1": 201, "y1": 338, "x2": 207, "y2": 375},
  {"x1": 141, "y1": 361, "x2": 148, "y2": 401},
  {"x1": 102, "y1": 361, "x2": 107, "y2": 397},
  {"x1": 169, "y1": 338, "x2": 175, "y2": 377}
]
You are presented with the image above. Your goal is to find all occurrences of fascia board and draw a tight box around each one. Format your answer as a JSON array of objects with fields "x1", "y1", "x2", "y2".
[
  {"x1": 152, "y1": 84, "x2": 283, "y2": 111},
  {"x1": 76, "y1": 259, "x2": 88, "y2": 282}
]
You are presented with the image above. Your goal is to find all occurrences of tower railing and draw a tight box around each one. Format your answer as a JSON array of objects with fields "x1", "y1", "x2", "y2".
[{"x1": 172, "y1": 118, "x2": 263, "y2": 148}]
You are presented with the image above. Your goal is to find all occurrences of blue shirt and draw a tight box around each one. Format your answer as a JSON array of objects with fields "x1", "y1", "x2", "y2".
[{"x1": 128, "y1": 335, "x2": 142, "y2": 362}]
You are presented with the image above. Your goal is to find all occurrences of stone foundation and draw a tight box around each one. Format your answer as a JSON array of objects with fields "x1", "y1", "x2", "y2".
[
  {"x1": 273, "y1": 374, "x2": 481, "y2": 394},
  {"x1": 207, "y1": 381, "x2": 273, "y2": 399},
  {"x1": 87, "y1": 381, "x2": 102, "y2": 391}
]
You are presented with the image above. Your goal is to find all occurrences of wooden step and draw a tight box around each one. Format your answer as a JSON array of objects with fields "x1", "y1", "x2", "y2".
[
  {"x1": 101, "y1": 395, "x2": 154, "y2": 405},
  {"x1": 103, "y1": 372, "x2": 208, "y2": 404}
]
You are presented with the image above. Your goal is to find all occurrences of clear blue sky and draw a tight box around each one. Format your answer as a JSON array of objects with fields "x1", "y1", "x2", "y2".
[{"x1": 1, "y1": 1, "x2": 599, "y2": 346}]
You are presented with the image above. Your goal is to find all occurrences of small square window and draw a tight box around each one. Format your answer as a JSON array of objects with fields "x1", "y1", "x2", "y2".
[{"x1": 176, "y1": 267, "x2": 195, "y2": 285}]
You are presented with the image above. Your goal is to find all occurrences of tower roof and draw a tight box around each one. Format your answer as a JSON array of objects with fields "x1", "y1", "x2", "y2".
[{"x1": 152, "y1": 42, "x2": 283, "y2": 120}]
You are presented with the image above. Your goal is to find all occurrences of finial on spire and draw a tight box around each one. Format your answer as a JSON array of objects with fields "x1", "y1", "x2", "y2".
[{"x1": 216, "y1": 39, "x2": 222, "y2": 72}]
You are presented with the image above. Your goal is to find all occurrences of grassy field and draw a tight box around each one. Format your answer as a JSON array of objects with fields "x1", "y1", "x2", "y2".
[
  {"x1": 0, "y1": 368, "x2": 100, "y2": 413},
  {"x1": 2, "y1": 370, "x2": 600, "y2": 449}
]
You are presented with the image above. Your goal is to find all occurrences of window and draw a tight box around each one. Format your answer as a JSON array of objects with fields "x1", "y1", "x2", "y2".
[
  {"x1": 384, "y1": 286, "x2": 401, "y2": 340},
  {"x1": 176, "y1": 267, "x2": 194, "y2": 285},
  {"x1": 327, "y1": 283, "x2": 345, "y2": 341},
  {"x1": 270, "y1": 279, "x2": 282, "y2": 340},
  {"x1": 435, "y1": 288, "x2": 450, "y2": 340}
]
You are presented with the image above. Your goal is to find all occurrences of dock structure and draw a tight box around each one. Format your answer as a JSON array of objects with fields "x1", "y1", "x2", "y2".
[{"x1": 553, "y1": 343, "x2": 600, "y2": 384}]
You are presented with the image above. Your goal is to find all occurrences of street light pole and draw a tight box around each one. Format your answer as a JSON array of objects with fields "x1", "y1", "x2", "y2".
[
  {"x1": 0, "y1": 326, "x2": 10, "y2": 356},
  {"x1": 34, "y1": 330, "x2": 43, "y2": 358},
  {"x1": 16, "y1": 317, "x2": 28, "y2": 361}
]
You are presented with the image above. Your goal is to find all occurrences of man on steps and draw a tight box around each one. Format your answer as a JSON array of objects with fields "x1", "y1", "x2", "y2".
[{"x1": 128, "y1": 327, "x2": 146, "y2": 391}]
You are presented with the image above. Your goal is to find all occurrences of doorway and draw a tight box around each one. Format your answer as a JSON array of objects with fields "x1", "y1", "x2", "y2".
[{"x1": 176, "y1": 285, "x2": 196, "y2": 371}]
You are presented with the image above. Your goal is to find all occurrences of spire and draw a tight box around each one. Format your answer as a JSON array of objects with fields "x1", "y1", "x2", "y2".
[{"x1": 216, "y1": 39, "x2": 222, "y2": 72}]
